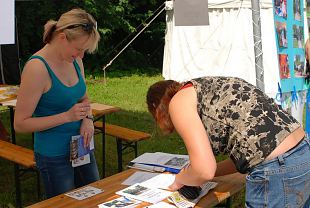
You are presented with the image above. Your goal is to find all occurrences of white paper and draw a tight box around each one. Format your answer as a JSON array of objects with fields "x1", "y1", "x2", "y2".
[
  {"x1": 0, "y1": 0, "x2": 15, "y2": 44},
  {"x1": 131, "y1": 152, "x2": 189, "y2": 170},
  {"x1": 141, "y1": 174, "x2": 176, "y2": 190},
  {"x1": 116, "y1": 183, "x2": 172, "y2": 204},
  {"x1": 98, "y1": 196, "x2": 141, "y2": 208},
  {"x1": 122, "y1": 171, "x2": 160, "y2": 186},
  {"x1": 65, "y1": 186, "x2": 103, "y2": 200},
  {"x1": 145, "y1": 201, "x2": 177, "y2": 208},
  {"x1": 168, "y1": 182, "x2": 218, "y2": 208}
]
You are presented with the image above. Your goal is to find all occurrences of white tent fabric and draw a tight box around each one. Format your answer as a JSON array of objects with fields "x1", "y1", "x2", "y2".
[{"x1": 163, "y1": 1, "x2": 307, "y2": 98}]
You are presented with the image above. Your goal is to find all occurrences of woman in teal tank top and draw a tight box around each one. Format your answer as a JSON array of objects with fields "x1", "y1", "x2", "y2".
[{"x1": 14, "y1": 8, "x2": 101, "y2": 198}]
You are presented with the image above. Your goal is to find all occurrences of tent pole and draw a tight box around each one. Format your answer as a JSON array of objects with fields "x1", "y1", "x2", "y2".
[
  {"x1": 0, "y1": 47, "x2": 5, "y2": 84},
  {"x1": 251, "y1": 0, "x2": 265, "y2": 92}
]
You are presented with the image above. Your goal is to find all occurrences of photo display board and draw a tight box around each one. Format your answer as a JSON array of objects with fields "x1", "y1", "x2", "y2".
[{"x1": 273, "y1": 0, "x2": 308, "y2": 93}]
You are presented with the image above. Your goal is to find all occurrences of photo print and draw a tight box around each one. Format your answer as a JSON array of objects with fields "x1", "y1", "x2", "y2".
[
  {"x1": 276, "y1": 22, "x2": 288, "y2": 48},
  {"x1": 274, "y1": 0, "x2": 287, "y2": 18},
  {"x1": 293, "y1": 25, "x2": 304, "y2": 48},
  {"x1": 294, "y1": 0, "x2": 301, "y2": 21},
  {"x1": 294, "y1": 54, "x2": 306, "y2": 77},
  {"x1": 279, "y1": 54, "x2": 290, "y2": 79}
]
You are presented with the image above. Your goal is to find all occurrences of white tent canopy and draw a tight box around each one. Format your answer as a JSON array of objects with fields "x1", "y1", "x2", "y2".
[{"x1": 162, "y1": 0, "x2": 307, "y2": 97}]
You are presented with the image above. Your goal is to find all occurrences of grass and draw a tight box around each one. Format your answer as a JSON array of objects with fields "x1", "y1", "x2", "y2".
[{"x1": 0, "y1": 68, "x2": 245, "y2": 207}]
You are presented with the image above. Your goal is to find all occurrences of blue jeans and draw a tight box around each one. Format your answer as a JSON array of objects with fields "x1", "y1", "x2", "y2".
[
  {"x1": 245, "y1": 138, "x2": 310, "y2": 208},
  {"x1": 35, "y1": 152, "x2": 99, "y2": 198}
]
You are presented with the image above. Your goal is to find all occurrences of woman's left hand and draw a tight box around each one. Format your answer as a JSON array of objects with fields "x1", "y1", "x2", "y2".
[{"x1": 80, "y1": 118, "x2": 94, "y2": 148}]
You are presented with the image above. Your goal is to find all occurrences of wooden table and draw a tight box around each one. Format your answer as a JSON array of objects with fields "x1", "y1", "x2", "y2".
[{"x1": 27, "y1": 169, "x2": 246, "y2": 208}]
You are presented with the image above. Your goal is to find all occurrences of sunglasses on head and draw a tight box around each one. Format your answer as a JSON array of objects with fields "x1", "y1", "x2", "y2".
[{"x1": 65, "y1": 22, "x2": 97, "y2": 32}]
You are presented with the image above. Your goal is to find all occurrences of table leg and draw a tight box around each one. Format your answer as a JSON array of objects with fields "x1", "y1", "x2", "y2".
[
  {"x1": 101, "y1": 116, "x2": 106, "y2": 178},
  {"x1": 9, "y1": 107, "x2": 22, "y2": 207}
]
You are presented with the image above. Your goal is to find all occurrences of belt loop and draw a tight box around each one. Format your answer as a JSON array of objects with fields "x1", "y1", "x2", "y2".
[{"x1": 277, "y1": 155, "x2": 285, "y2": 166}]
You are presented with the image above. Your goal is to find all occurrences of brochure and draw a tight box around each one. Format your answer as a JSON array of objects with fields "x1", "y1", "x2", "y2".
[
  {"x1": 129, "y1": 152, "x2": 189, "y2": 174},
  {"x1": 98, "y1": 196, "x2": 141, "y2": 208},
  {"x1": 116, "y1": 183, "x2": 172, "y2": 204},
  {"x1": 65, "y1": 186, "x2": 103, "y2": 200},
  {"x1": 167, "y1": 182, "x2": 218, "y2": 208},
  {"x1": 70, "y1": 135, "x2": 94, "y2": 161}
]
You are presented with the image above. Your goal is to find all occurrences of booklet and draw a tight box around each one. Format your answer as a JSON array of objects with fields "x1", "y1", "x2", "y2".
[
  {"x1": 70, "y1": 135, "x2": 94, "y2": 161},
  {"x1": 129, "y1": 152, "x2": 189, "y2": 174},
  {"x1": 65, "y1": 186, "x2": 103, "y2": 200},
  {"x1": 98, "y1": 196, "x2": 141, "y2": 208},
  {"x1": 116, "y1": 183, "x2": 172, "y2": 204}
]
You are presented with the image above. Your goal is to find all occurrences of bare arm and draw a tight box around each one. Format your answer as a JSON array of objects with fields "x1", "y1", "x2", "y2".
[
  {"x1": 14, "y1": 60, "x2": 88, "y2": 133},
  {"x1": 169, "y1": 87, "x2": 217, "y2": 189},
  {"x1": 75, "y1": 57, "x2": 94, "y2": 147}
]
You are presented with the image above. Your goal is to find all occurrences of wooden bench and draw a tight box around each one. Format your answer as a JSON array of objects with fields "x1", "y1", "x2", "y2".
[
  {"x1": 94, "y1": 122, "x2": 151, "y2": 172},
  {"x1": 0, "y1": 140, "x2": 40, "y2": 208}
]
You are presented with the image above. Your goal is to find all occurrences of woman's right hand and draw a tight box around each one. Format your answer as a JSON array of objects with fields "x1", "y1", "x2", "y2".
[{"x1": 66, "y1": 102, "x2": 91, "y2": 122}]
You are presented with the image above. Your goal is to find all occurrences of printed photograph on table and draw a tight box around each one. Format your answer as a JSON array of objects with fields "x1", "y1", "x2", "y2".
[
  {"x1": 274, "y1": 0, "x2": 287, "y2": 18},
  {"x1": 294, "y1": 0, "x2": 301, "y2": 21},
  {"x1": 279, "y1": 54, "x2": 290, "y2": 79},
  {"x1": 293, "y1": 25, "x2": 304, "y2": 48},
  {"x1": 98, "y1": 197, "x2": 141, "y2": 208},
  {"x1": 276, "y1": 22, "x2": 288, "y2": 48},
  {"x1": 294, "y1": 54, "x2": 305, "y2": 77},
  {"x1": 123, "y1": 185, "x2": 149, "y2": 196}
]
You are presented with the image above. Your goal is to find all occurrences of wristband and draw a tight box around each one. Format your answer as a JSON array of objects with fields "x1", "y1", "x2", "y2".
[{"x1": 85, "y1": 115, "x2": 94, "y2": 121}]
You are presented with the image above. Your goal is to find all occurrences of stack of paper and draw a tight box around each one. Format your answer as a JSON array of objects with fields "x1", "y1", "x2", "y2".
[{"x1": 128, "y1": 152, "x2": 189, "y2": 173}]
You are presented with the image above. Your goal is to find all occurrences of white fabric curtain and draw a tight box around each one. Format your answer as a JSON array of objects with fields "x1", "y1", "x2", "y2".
[{"x1": 163, "y1": 1, "x2": 307, "y2": 98}]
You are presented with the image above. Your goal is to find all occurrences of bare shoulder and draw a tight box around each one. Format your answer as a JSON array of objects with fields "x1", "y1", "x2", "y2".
[
  {"x1": 21, "y1": 58, "x2": 50, "y2": 91},
  {"x1": 169, "y1": 86, "x2": 197, "y2": 114},
  {"x1": 22, "y1": 58, "x2": 49, "y2": 79}
]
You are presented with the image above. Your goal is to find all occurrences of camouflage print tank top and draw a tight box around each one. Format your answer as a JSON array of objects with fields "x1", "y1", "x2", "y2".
[{"x1": 190, "y1": 77, "x2": 300, "y2": 173}]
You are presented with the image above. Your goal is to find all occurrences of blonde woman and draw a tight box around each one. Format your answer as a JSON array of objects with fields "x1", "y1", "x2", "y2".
[{"x1": 14, "y1": 8, "x2": 100, "y2": 198}]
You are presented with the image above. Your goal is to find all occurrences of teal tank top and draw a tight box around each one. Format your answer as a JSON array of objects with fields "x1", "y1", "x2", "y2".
[{"x1": 29, "y1": 55, "x2": 86, "y2": 156}]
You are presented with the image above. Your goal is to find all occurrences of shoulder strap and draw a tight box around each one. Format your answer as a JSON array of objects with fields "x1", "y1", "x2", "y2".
[
  {"x1": 28, "y1": 55, "x2": 56, "y2": 78},
  {"x1": 73, "y1": 59, "x2": 83, "y2": 79}
]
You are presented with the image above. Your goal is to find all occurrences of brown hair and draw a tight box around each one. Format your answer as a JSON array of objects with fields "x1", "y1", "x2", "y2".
[
  {"x1": 43, "y1": 8, "x2": 100, "y2": 53},
  {"x1": 146, "y1": 80, "x2": 182, "y2": 134}
]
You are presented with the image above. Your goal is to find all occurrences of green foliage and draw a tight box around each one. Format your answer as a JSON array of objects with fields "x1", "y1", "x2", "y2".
[{"x1": 15, "y1": 0, "x2": 166, "y2": 72}]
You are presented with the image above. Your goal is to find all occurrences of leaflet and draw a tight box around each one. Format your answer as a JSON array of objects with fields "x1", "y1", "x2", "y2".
[
  {"x1": 116, "y1": 183, "x2": 172, "y2": 204},
  {"x1": 168, "y1": 182, "x2": 218, "y2": 208},
  {"x1": 70, "y1": 135, "x2": 94, "y2": 161},
  {"x1": 130, "y1": 152, "x2": 189, "y2": 173},
  {"x1": 141, "y1": 173, "x2": 176, "y2": 190},
  {"x1": 98, "y1": 196, "x2": 141, "y2": 208}
]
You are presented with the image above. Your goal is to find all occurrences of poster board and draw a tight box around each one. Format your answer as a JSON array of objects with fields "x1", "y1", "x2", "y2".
[{"x1": 0, "y1": 0, "x2": 15, "y2": 45}]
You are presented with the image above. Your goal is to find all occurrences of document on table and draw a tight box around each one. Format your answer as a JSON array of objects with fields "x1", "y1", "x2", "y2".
[
  {"x1": 122, "y1": 171, "x2": 160, "y2": 186},
  {"x1": 98, "y1": 196, "x2": 141, "y2": 208},
  {"x1": 168, "y1": 182, "x2": 218, "y2": 208},
  {"x1": 141, "y1": 173, "x2": 176, "y2": 189},
  {"x1": 130, "y1": 152, "x2": 189, "y2": 173},
  {"x1": 145, "y1": 201, "x2": 177, "y2": 208},
  {"x1": 116, "y1": 183, "x2": 172, "y2": 204},
  {"x1": 65, "y1": 186, "x2": 103, "y2": 200}
]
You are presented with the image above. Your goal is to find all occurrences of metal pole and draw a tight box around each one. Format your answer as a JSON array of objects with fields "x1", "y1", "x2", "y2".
[
  {"x1": 0, "y1": 47, "x2": 5, "y2": 84},
  {"x1": 251, "y1": 0, "x2": 265, "y2": 92}
]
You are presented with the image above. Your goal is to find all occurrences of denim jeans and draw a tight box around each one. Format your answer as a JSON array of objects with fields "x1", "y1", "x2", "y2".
[
  {"x1": 35, "y1": 152, "x2": 99, "y2": 198},
  {"x1": 245, "y1": 138, "x2": 310, "y2": 208}
]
